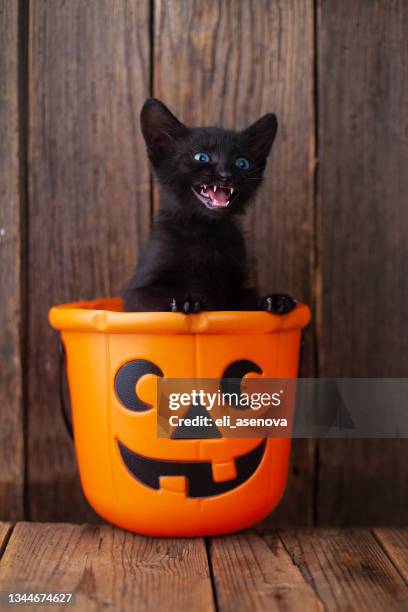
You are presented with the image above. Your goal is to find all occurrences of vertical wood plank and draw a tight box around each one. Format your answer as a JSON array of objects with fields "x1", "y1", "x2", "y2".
[
  {"x1": 374, "y1": 528, "x2": 408, "y2": 582},
  {"x1": 279, "y1": 529, "x2": 408, "y2": 611},
  {"x1": 316, "y1": 0, "x2": 408, "y2": 525},
  {"x1": 0, "y1": 523, "x2": 13, "y2": 558},
  {"x1": 28, "y1": 0, "x2": 151, "y2": 521},
  {"x1": 209, "y1": 531, "x2": 323, "y2": 612},
  {"x1": 0, "y1": 0, "x2": 24, "y2": 519},
  {"x1": 154, "y1": 0, "x2": 316, "y2": 527},
  {"x1": 0, "y1": 523, "x2": 215, "y2": 611}
]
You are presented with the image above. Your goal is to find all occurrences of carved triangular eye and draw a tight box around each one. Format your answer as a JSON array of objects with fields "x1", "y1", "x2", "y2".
[
  {"x1": 221, "y1": 360, "x2": 263, "y2": 409},
  {"x1": 114, "y1": 359, "x2": 163, "y2": 412}
]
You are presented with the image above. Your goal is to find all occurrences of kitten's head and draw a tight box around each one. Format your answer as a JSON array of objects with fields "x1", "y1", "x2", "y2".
[{"x1": 140, "y1": 98, "x2": 277, "y2": 219}]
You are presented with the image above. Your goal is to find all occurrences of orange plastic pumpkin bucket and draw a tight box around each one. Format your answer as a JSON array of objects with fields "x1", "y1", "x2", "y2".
[{"x1": 49, "y1": 298, "x2": 310, "y2": 536}]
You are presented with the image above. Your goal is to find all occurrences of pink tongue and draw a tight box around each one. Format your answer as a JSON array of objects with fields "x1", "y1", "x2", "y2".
[{"x1": 208, "y1": 188, "x2": 229, "y2": 207}]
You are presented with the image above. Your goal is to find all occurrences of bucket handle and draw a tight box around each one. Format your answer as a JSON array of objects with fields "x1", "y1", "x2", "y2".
[{"x1": 58, "y1": 337, "x2": 74, "y2": 440}]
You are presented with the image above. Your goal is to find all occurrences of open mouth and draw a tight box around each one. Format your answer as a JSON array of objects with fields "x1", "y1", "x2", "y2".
[
  {"x1": 191, "y1": 184, "x2": 236, "y2": 210},
  {"x1": 118, "y1": 439, "x2": 266, "y2": 498}
]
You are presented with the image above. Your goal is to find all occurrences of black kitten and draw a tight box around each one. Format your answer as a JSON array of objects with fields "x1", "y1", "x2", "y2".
[{"x1": 124, "y1": 98, "x2": 296, "y2": 315}]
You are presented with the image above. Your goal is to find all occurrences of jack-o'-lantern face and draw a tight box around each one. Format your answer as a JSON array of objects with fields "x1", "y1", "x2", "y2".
[
  {"x1": 99, "y1": 332, "x2": 292, "y2": 536},
  {"x1": 115, "y1": 358, "x2": 267, "y2": 498}
]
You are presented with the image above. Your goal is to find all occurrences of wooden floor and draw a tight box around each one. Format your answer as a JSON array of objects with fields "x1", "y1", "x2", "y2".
[{"x1": 0, "y1": 524, "x2": 407, "y2": 611}]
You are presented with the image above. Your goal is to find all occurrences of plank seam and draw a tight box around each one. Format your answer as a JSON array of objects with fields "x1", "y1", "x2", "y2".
[
  {"x1": 149, "y1": 0, "x2": 154, "y2": 98},
  {"x1": 205, "y1": 538, "x2": 220, "y2": 612},
  {"x1": 371, "y1": 529, "x2": 408, "y2": 587},
  {"x1": 276, "y1": 530, "x2": 327, "y2": 611},
  {"x1": 0, "y1": 524, "x2": 15, "y2": 561},
  {"x1": 311, "y1": 0, "x2": 321, "y2": 380},
  {"x1": 312, "y1": 0, "x2": 321, "y2": 528},
  {"x1": 18, "y1": 0, "x2": 30, "y2": 522},
  {"x1": 149, "y1": 0, "x2": 155, "y2": 225}
]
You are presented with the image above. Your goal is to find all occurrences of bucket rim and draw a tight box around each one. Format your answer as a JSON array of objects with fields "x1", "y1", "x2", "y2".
[{"x1": 49, "y1": 297, "x2": 311, "y2": 334}]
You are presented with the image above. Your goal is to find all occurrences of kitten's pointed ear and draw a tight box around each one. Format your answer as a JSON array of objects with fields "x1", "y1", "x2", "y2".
[
  {"x1": 240, "y1": 113, "x2": 278, "y2": 158},
  {"x1": 140, "y1": 98, "x2": 188, "y2": 165}
]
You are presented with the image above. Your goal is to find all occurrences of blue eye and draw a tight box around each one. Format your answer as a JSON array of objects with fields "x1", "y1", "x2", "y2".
[
  {"x1": 193, "y1": 152, "x2": 211, "y2": 163},
  {"x1": 235, "y1": 156, "x2": 250, "y2": 170}
]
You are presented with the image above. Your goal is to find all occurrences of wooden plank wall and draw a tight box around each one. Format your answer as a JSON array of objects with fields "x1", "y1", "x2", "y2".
[
  {"x1": 316, "y1": 0, "x2": 408, "y2": 526},
  {"x1": 27, "y1": 0, "x2": 151, "y2": 520},
  {"x1": 0, "y1": 0, "x2": 24, "y2": 519},
  {"x1": 0, "y1": 0, "x2": 406, "y2": 526}
]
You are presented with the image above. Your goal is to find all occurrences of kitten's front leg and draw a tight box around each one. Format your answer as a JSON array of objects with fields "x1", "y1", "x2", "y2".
[
  {"x1": 170, "y1": 296, "x2": 203, "y2": 314},
  {"x1": 260, "y1": 293, "x2": 297, "y2": 315},
  {"x1": 235, "y1": 289, "x2": 297, "y2": 314},
  {"x1": 123, "y1": 286, "x2": 176, "y2": 312},
  {"x1": 124, "y1": 286, "x2": 204, "y2": 313}
]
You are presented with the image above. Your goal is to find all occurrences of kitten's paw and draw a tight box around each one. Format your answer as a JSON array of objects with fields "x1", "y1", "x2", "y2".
[
  {"x1": 170, "y1": 297, "x2": 203, "y2": 314},
  {"x1": 261, "y1": 293, "x2": 297, "y2": 315},
  {"x1": 182, "y1": 299, "x2": 202, "y2": 314}
]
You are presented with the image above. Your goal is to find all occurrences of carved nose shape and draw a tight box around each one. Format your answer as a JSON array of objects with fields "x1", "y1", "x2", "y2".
[{"x1": 171, "y1": 403, "x2": 222, "y2": 439}]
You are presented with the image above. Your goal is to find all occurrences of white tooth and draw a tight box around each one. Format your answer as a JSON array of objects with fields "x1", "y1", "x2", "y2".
[
  {"x1": 213, "y1": 185, "x2": 217, "y2": 192},
  {"x1": 230, "y1": 188, "x2": 234, "y2": 194}
]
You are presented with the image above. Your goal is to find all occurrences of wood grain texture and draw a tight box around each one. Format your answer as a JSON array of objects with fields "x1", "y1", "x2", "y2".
[
  {"x1": 316, "y1": 0, "x2": 408, "y2": 526},
  {"x1": 374, "y1": 528, "x2": 408, "y2": 583},
  {"x1": 279, "y1": 528, "x2": 408, "y2": 611},
  {"x1": 154, "y1": 0, "x2": 316, "y2": 528},
  {"x1": 27, "y1": 0, "x2": 151, "y2": 521},
  {"x1": 0, "y1": 0, "x2": 24, "y2": 520},
  {"x1": 209, "y1": 531, "x2": 323, "y2": 612},
  {"x1": 0, "y1": 523, "x2": 13, "y2": 558},
  {"x1": 0, "y1": 522, "x2": 214, "y2": 611}
]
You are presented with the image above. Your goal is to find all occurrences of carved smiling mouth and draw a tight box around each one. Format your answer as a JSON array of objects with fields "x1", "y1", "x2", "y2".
[
  {"x1": 191, "y1": 184, "x2": 236, "y2": 210},
  {"x1": 118, "y1": 439, "x2": 266, "y2": 498}
]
